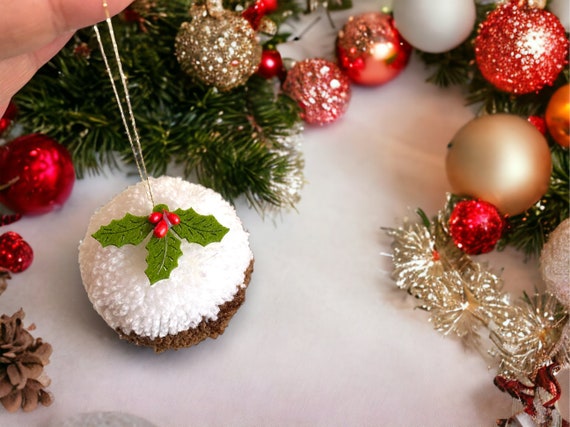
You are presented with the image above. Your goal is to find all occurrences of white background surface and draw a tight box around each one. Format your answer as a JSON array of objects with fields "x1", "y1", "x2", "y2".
[{"x1": 1, "y1": 1, "x2": 568, "y2": 426}]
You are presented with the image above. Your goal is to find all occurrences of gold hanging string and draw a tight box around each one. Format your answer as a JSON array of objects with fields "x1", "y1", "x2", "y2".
[{"x1": 93, "y1": 1, "x2": 155, "y2": 206}]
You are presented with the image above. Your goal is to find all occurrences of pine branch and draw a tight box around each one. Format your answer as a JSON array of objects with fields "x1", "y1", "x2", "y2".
[{"x1": 14, "y1": 0, "x2": 305, "y2": 212}]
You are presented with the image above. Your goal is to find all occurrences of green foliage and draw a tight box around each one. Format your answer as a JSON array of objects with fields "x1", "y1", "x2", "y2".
[
  {"x1": 145, "y1": 231, "x2": 183, "y2": 285},
  {"x1": 418, "y1": 2, "x2": 569, "y2": 257},
  {"x1": 92, "y1": 203, "x2": 229, "y2": 285},
  {"x1": 14, "y1": 0, "x2": 304, "y2": 212},
  {"x1": 173, "y1": 208, "x2": 229, "y2": 246},
  {"x1": 92, "y1": 213, "x2": 152, "y2": 247}
]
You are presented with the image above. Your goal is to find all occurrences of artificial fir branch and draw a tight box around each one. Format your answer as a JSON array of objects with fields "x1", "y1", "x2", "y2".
[{"x1": 14, "y1": 0, "x2": 304, "y2": 212}]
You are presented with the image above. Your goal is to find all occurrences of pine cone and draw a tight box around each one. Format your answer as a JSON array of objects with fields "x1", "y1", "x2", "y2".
[{"x1": 0, "y1": 309, "x2": 53, "y2": 412}]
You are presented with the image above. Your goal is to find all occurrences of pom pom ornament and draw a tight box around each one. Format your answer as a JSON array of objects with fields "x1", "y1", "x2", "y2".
[
  {"x1": 0, "y1": 134, "x2": 75, "y2": 215},
  {"x1": 0, "y1": 232, "x2": 33, "y2": 273},
  {"x1": 474, "y1": 1, "x2": 569, "y2": 95},
  {"x1": 391, "y1": 0, "x2": 476, "y2": 53},
  {"x1": 448, "y1": 200, "x2": 504, "y2": 255},
  {"x1": 545, "y1": 83, "x2": 570, "y2": 148},
  {"x1": 336, "y1": 12, "x2": 412, "y2": 86},
  {"x1": 540, "y1": 218, "x2": 570, "y2": 309},
  {"x1": 282, "y1": 58, "x2": 351, "y2": 125},
  {"x1": 446, "y1": 114, "x2": 552, "y2": 216},
  {"x1": 174, "y1": 0, "x2": 262, "y2": 91}
]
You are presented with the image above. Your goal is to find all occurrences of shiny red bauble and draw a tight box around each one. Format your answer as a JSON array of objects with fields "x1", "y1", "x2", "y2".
[
  {"x1": 0, "y1": 231, "x2": 33, "y2": 273},
  {"x1": 0, "y1": 134, "x2": 75, "y2": 215},
  {"x1": 257, "y1": 49, "x2": 285, "y2": 79},
  {"x1": 336, "y1": 12, "x2": 412, "y2": 86},
  {"x1": 448, "y1": 200, "x2": 505, "y2": 255}
]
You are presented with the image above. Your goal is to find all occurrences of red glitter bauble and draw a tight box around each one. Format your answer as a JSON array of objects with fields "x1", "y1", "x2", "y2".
[
  {"x1": 336, "y1": 12, "x2": 412, "y2": 86},
  {"x1": 0, "y1": 102, "x2": 17, "y2": 135},
  {"x1": 475, "y1": 2, "x2": 569, "y2": 94},
  {"x1": 282, "y1": 58, "x2": 351, "y2": 125},
  {"x1": 0, "y1": 134, "x2": 75, "y2": 215},
  {"x1": 448, "y1": 200, "x2": 505, "y2": 255},
  {"x1": 257, "y1": 49, "x2": 285, "y2": 80},
  {"x1": 0, "y1": 231, "x2": 33, "y2": 273}
]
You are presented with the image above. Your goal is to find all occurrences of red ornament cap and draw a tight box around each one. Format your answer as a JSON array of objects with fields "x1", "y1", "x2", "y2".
[
  {"x1": 448, "y1": 200, "x2": 505, "y2": 255},
  {"x1": 0, "y1": 231, "x2": 33, "y2": 273}
]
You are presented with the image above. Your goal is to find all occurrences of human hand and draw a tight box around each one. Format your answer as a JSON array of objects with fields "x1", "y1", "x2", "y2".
[{"x1": 0, "y1": 0, "x2": 134, "y2": 116}]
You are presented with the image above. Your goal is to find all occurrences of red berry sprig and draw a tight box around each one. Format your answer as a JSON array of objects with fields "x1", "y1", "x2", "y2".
[{"x1": 148, "y1": 209, "x2": 181, "y2": 238}]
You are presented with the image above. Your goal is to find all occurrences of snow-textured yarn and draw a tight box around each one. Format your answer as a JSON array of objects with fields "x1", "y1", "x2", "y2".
[{"x1": 79, "y1": 176, "x2": 253, "y2": 339}]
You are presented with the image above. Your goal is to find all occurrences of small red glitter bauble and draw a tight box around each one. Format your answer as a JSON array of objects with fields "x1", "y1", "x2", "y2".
[
  {"x1": 282, "y1": 58, "x2": 351, "y2": 125},
  {"x1": 257, "y1": 49, "x2": 285, "y2": 80},
  {"x1": 0, "y1": 231, "x2": 33, "y2": 273},
  {"x1": 336, "y1": 12, "x2": 412, "y2": 86},
  {"x1": 0, "y1": 134, "x2": 75, "y2": 215},
  {"x1": 0, "y1": 102, "x2": 17, "y2": 135},
  {"x1": 475, "y1": 2, "x2": 569, "y2": 94},
  {"x1": 448, "y1": 200, "x2": 505, "y2": 255}
]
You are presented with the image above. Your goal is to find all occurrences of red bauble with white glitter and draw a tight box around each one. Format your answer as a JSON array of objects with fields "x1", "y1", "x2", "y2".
[
  {"x1": 257, "y1": 49, "x2": 285, "y2": 80},
  {"x1": 474, "y1": 1, "x2": 569, "y2": 94},
  {"x1": 448, "y1": 200, "x2": 505, "y2": 255},
  {"x1": 0, "y1": 231, "x2": 33, "y2": 273},
  {"x1": 336, "y1": 12, "x2": 412, "y2": 86},
  {"x1": 282, "y1": 58, "x2": 351, "y2": 125},
  {"x1": 0, "y1": 134, "x2": 75, "y2": 215}
]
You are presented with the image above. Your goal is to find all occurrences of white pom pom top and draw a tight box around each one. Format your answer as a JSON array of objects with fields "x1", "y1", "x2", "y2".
[{"x1": 79, "y1": 176, "x2": 253, "y2": 339}]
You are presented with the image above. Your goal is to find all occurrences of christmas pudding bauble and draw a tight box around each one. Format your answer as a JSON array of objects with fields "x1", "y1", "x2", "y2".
[
  {"x1": 336, "y1": 12, "x2": 411, "y2": 86},
  {"x1": 79, "y1": 176, "x2": 254, "y2": 352},
  {"x1": 0, "y1": 134, "x2": 75, "y2": 215},
  {"x1": 446, "y1": 114, "x2": 552, "y2": 216}
]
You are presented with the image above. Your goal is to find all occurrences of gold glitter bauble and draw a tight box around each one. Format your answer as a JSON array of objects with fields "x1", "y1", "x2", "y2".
[
  {"x1": 446, "y1": 114, "x2": 552, "y2": 216},
  {"x1": 174, "y1": 5, "x2": 262, "y2": 91}
]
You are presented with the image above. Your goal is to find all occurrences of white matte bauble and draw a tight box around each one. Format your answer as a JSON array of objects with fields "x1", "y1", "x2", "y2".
[
  {"x1": 540, "y1": 218, "x2": 570, "y2": 309},
  {"x1": 392, "y1": 0, "x2": 476, "y2": 53},
  {"x1": 549, "y1": 0, "x2": 570, "y2": 31}
]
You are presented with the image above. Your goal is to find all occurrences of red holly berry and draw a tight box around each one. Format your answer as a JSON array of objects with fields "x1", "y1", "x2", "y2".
[
  {"x1": 166, "y1": 211, "x2": 180, "y2": 226},
  {"x1": 148, "y1": 211, "x2": 163, "y2": 224},
  {"x1": 153, "y1": 219, "x2": 169, "y2": 238},
  {"x1": 0, "y1": 231, "x2": 33, "y2": 273}
]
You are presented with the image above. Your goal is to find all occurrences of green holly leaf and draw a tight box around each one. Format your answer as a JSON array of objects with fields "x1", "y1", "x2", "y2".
[
  {"x1": 172, "y1": 208, "x2": 229, "y2": 246},
  {"x1": 145, "y1": 231, "x2": 183, "y2": 285},
  {"x1": 92, "y1": 213, "x2": 153, "y2": 247}
]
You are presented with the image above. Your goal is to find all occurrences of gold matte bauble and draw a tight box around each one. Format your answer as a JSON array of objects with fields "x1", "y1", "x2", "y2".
[
  {"x1": 545, "y1": 83, "x2": 570, "y2": 148},
  {"x1": 446, "y1": 114, "x2": 552, "y2": 216}
]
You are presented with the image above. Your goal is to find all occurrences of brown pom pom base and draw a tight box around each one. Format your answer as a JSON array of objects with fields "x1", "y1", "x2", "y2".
[{"x1": 116, "y1": 260, "x2": 254, "y2": 353}]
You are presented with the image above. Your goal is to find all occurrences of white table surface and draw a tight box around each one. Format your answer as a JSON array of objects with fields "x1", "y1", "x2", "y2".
[{"x1": 1, "y1": 1, "x2": 568, "y2": 426}]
